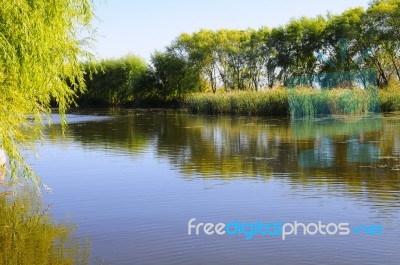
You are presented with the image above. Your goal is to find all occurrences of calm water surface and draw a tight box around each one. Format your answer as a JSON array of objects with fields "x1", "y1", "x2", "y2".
[{"x1": 28, "y1": 110, "x2": 400, "y2": 264}]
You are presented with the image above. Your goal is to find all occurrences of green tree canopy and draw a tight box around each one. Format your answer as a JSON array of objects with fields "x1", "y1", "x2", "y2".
[{"x1": 158, "y1": 0, "x2": 400, "y2": 93}]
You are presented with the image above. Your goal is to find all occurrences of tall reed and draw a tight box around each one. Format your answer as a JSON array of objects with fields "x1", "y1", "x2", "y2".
[
  {"x1": 186, "y1": 87, "x2": 384, "y2": 117},
  {"x1": 186, "y1": 89, "x2": 289, "y2": 116}
]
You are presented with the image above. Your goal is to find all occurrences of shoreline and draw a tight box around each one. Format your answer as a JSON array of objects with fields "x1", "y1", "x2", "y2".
[{"x1": 73, "y1": 87, "x2": 400, "y2": 118}]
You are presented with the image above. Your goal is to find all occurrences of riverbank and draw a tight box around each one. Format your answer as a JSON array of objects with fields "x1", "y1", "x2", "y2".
[{"x1": 74, "y1": 79, "x2": 400, "y2": 118}]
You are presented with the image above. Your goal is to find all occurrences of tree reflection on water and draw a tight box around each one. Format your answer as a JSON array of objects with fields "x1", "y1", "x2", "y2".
[{"x1": 0, "y1": 184, "x2": 90, "y2": 265}]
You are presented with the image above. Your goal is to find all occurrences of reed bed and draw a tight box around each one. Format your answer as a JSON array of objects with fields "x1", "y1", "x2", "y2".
[
  {"x1": 185, "y1": 87, "x2": 398, "y2": 117},
  {"x1": 185, "y1": 89, "x2": 289, "y2": 116},
  {"x1": 379, "y1": 84, "x2": 400, "y2": 112}
]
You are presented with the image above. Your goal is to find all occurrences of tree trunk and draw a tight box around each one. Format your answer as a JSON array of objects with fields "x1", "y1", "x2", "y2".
[
  {"x1": 372, "y1": 57, "x2": 388, "y2": 86},
  {"x1": 389, "y1": 52, "x2": 400, "y2": 81}
]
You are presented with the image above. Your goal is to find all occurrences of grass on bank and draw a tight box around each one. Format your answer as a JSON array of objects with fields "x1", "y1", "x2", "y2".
[{"x1": 185, "y1": 86, "x2": 400, "y2": 117}]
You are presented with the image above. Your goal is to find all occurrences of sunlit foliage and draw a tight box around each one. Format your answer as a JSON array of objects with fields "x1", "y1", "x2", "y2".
[{"x1": 0, "y1": 0, "x2": 93, "y2": 183}]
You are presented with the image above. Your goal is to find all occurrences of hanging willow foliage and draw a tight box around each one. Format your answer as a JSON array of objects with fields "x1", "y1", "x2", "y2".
[{"x1": 0, "y1": 0, "x2": 94, "y2": 185}]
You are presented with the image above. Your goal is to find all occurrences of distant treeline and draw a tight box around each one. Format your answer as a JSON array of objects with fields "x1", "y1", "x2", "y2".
[
  {"x1": 77, "y1": 0, "x2": 400, "y2": 107},
  {"x1": 78, "y1": 52, "x2": 200, "y2": 107}
]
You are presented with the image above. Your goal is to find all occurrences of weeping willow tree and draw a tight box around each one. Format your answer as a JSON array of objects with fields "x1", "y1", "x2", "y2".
[{"x1": 0, "y1": 0, "x2": 93, "y2": 185}]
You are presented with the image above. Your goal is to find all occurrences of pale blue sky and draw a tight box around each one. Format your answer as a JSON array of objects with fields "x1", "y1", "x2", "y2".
[{"x1": 92, "y1": 0, "x2": 371, "y2": 61}]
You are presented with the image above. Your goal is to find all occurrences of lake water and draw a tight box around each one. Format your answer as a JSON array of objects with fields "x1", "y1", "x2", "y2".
[{"x1": 19, "y1": 110, "x2": 400, "y2": 264}]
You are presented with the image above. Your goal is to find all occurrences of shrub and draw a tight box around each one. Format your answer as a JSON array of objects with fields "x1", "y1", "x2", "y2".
[{"x1": 78, "y1": 55, "x2": 147, "y2": 106}]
